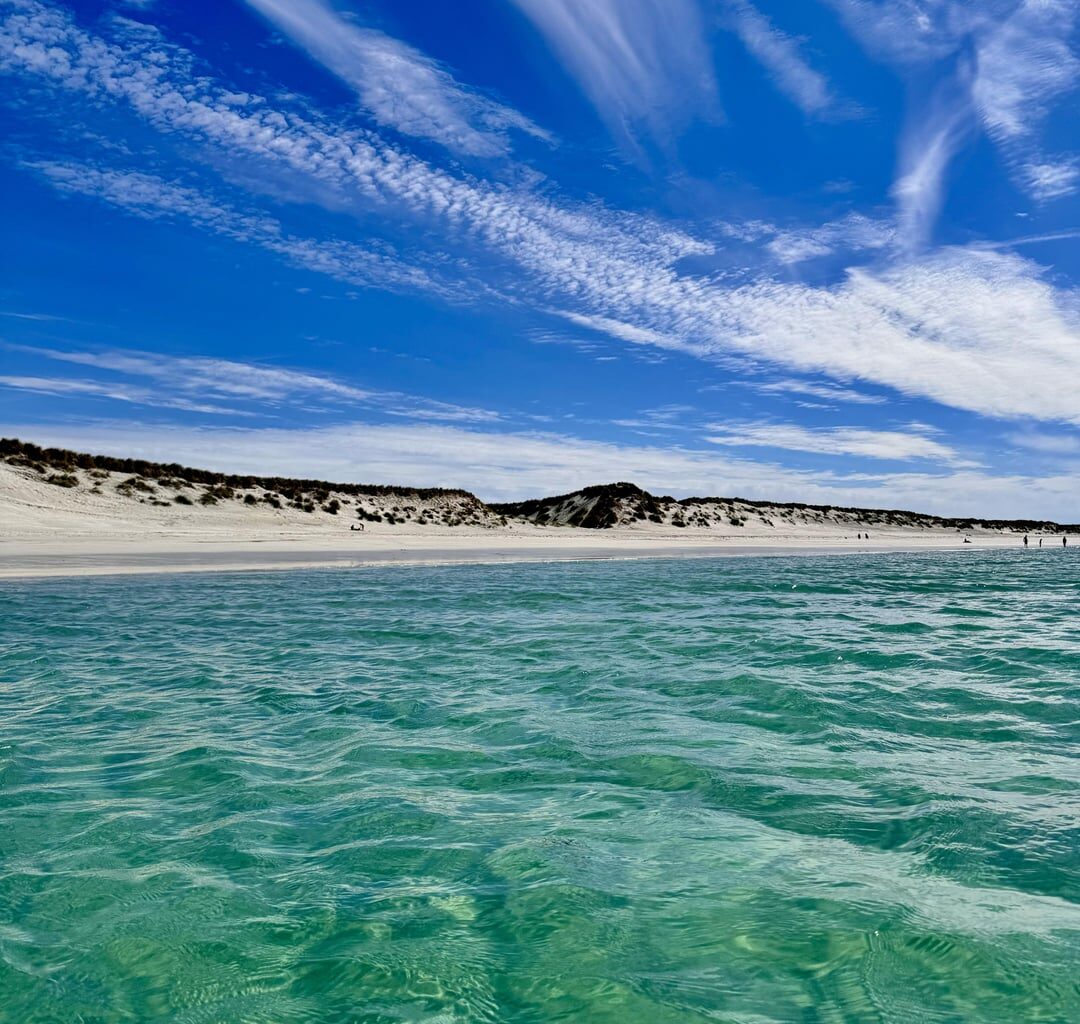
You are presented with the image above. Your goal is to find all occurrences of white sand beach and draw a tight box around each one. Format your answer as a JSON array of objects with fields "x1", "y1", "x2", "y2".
[{"x1": 0, "y1": 458, "x2": 1042, "y2": 579}]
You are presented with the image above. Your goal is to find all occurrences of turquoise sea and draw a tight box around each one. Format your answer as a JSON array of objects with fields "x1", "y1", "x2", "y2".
[{"x1": 2, "y1": 551, "x2": 1079, "y2": 1023}]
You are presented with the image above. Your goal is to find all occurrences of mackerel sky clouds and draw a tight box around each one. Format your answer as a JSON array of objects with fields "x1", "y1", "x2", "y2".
[{"x1": 1, "y1": 0, "x2": 1079, "y2": 515}]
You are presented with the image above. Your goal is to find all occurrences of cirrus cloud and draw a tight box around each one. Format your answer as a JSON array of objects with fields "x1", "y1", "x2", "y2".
[{"x1": 243, "y1": 0, "x2": 552, "y2": 158}]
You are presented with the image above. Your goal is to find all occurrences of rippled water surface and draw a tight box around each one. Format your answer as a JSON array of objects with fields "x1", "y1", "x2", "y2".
[{"x1": 2, "y1": 551, "x2": 1080, "y2": 1022}]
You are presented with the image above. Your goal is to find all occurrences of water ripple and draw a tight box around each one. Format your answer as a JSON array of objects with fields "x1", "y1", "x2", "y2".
[{"x1": 2, "y1": 550, "x2": 1079, "y2": 1022}]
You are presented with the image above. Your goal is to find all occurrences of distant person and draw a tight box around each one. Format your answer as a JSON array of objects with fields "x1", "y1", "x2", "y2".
[
  {"x1": 1039, "y1": 538, "x2": 1043, "y2": 548},
  {"x1": 1023, "y1": 534, "x2": 1029, "y2": 547}
]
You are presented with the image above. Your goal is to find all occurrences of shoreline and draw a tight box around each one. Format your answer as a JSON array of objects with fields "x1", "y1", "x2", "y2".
[
  {"x1": 1, "y1": 454, "x2": 1053, "y2": 581},
  {"x1": 0, "y1": 534, "x2": 1029, "y2": 580}
]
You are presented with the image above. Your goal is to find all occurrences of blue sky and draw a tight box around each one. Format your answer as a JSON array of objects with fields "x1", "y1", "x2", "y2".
[{"x1": 1, "y1": 0, "x2": 1079, "y2": 515}]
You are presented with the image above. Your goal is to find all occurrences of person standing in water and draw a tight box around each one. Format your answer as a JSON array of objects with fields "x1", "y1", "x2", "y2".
[{"x1": 1024, "y1": 534, "x2": 1029, "y2": 547}]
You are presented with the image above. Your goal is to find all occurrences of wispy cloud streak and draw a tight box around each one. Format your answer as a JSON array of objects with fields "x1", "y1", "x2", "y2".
[
  {"x1": 972, "y1": 0, "x2": 1079, "y2": 145},
  {"x1": 5, "y1": 343, "x2": 501, "y2": 423},
  {"x1": 0, "y1": 374, "x2": 247, "y2": 414},
  {"x1": 509, "y1": 0, "x2": 719, "y2": 150},
  {"x1": 5, "y1": 2, "x2": 1080, "y2": 428},
  {"x1": 751, "y1": 378, "x2": 885, "y2": 406},
  {"x1": 28, "y1": 160, "x2": 443, "y2": 296},
  {"x1": 1022, "y1": 161, "x2": 1080, "y2": 202},
  {"x1": 723, "y1": 0, "x2": 839, "y2": 117},
  {"x1": 243, "y1": 0, "x2": 550, "y2": 158},
  {"x1": 838, "y1": 0, "x2": 1080, "y2": 232},
  {"x1": 705, "y1": 420, "x2": 965, "y2": 464},
  {"x1": 892, "y1": 71, "x2": 974, "y2": 253}
]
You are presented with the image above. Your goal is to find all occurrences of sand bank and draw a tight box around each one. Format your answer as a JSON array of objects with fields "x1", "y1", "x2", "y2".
[
  {"x1": 0, "y1": 531, "x2": 1029, "y2": 580},
  {"x1": 0, "y1": 458, "x2": 1038, "y2": 579}
]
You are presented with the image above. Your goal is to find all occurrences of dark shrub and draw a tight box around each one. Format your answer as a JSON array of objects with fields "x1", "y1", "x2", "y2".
[
  {"x1": 244, "y1": 494, "x2": 257, "y2": 505},
  {"x1": 46, "y1": 473, "x2": 79, "y2": 488},
  {"x1": 199, "y1": 492, "x2": 218, "y2": 506},
  {"x1": 120, "y1": 476, "x2": 155, "y2": 493},
  {"x1": 323, "y1": 499, "x2": 340, "y2": 515},
  {"x1": 174, "y1": 494, "x2": 194, "y2": 505}
]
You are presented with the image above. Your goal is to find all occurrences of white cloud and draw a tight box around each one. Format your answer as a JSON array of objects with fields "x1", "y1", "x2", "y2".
[
  {"x1": 766, "y1": 235, "x2": 832, "y2": 264},
  {"x1": 1023, "y1": 160, "x2": 1079, "y2": 202},
  {"x1": 985, "y1": 228, "x2": 1080, "y2": 249},
  {"x1": 509, "y1": 0, "x2": 719, "y2": 150},
  {"x1": 29, "y1": 161, "x2": 444, "y2": 296},
  {"x1": 561, "y1": 245, "x2": 1080, "y2": 426},
  {"x1": 0, "y1": 374, "x2": 247, "y2": 415},
  {"x1": 243, "y1": 0, "x2": 550, "y2": 158},
  {"x1": 0, "y1": 311, "x2": 71, "y2": 321},
  {"x1": 554, "y1": 311, "x2": 697, "y2": 354},
  {"x1": 828, "y1": 0, "x2": 1003, "y2": 65},
  {"x1": 891, "y1": 72, "x2": 974, "y2": 253},
  {"x1": 5, "y1": 344, "x2": 501, "y2": 423},
  {"x1": 6, "y1": 3, "x2": 1080, "y2": 430},
  {"x1": 4, "y1": 418, "x2": 1079, "y2": 519},
  {"x1": 752, "y1": 378, "x2": 885, "y2": 405},
  {"x1": 718, "y1": 214, "x2": 894, "y2": 264},
  {"x1": 705, "y1": 420, "x2": 965, "y2": 464},
  {"x1": 971, "y1": 0, "x2": 1080, "y2": 202},
  {"x1": 972, "y1": 0, "x2": 1079, "y2": 144},
  {"x1": 714, "y1": 250, "x2": 1080, "y2": 424},
  {"x1": 723, "y1": 0, "x2": 839, "y2": 117},
  {"x1": 1005, "y1": 429, "x2": 1080, "y2": 456},
  {"x1": 612, "y1": 404, "x2": 696, "y2": 431},
  {"x1": 765, "y1": 213, "x2": 894, "y2": 264},
  {"x1": 838, "y1": 1, "x2": 1079, "y2": 220}
]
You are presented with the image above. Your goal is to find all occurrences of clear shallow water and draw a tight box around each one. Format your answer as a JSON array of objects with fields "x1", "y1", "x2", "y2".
[{"x1": 2, "y1": 551, "x2": 1079, "y2": 1023}]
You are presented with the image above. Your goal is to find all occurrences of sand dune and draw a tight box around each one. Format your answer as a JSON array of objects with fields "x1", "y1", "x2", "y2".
[{"x1": 1, "y1": 440, "x2": 1067, "y2": 578}]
